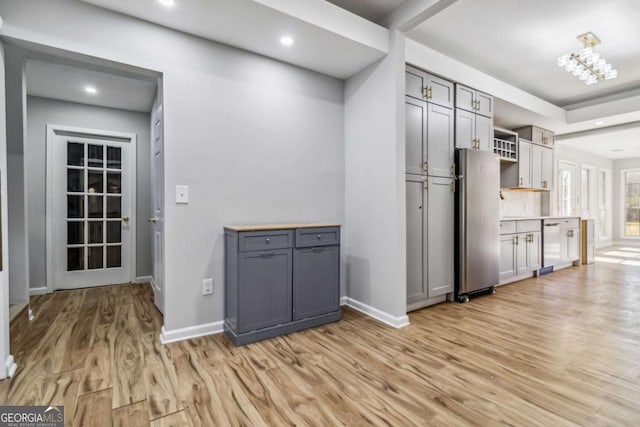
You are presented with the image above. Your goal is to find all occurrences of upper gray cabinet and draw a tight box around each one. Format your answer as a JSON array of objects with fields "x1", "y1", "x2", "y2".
[
  {"x1": 455, "y1": 84, "x2": 493, "y2": 118},
  {"x1": 513, "y1": 125, "x2": 555, "y2": 147},
  {"x1": 406, "y1": 66, "x2": 454, "y2": 109},
  {"x1": 405, "y1": 96, "x2": 427, "y2": 176},
  {"x1": 455, "y1": 109, "x2": 493, "y2": 152},
  {"x1": 405, "y1": 95, "x2": 454, "y2": 178}
]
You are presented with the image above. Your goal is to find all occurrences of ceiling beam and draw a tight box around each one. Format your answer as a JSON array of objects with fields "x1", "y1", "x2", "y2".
[{"x1": 380, "y1": 0, "x2": 458, "y2": 32}]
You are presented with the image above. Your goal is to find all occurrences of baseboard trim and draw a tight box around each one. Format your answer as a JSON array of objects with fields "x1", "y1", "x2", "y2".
[
  {"x1": 612, "y1": 240, "x2": 640, "y2": 247},
  {"x1": 340, "y1": 296, "x2": 410, "y2": 329},
  {"x1": 29, "y1": 286, "x2": 48, "y2": 296},
  {"x1": 5, "y1": 355, "x2": 17, "y2": 379},
  {"x1": 159, "y1": 321, "x2": 224, "y2": 344},
  {"x1": 135, "y1": 276, "x2": 152, "y2": 284}
]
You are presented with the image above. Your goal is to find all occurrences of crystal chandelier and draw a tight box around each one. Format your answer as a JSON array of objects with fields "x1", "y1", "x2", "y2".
[{"x1": 557, "y1": 32, "x2": 617, "y2": 85}]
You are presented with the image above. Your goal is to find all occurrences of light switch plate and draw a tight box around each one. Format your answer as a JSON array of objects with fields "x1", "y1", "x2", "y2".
[
  {"x1": 176, "y1": 185, "x2": 189, "y2": 204},
  {"x1": 202, "y1": 278, "x2": 213, "y2": 295}
]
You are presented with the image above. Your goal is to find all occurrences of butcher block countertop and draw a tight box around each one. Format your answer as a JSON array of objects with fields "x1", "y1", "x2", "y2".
[{"x1": 224, "y1": 223, "x2": 341, "y2": 232}]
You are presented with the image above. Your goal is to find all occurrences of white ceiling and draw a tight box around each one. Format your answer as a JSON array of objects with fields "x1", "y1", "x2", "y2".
[
  {"x1": 326, "y1": 0, "x2": 406, "y2": 23},
  {"x1": 409, "y1": 0, "x2": 640, "y2": 108},
  {"x1": 25, "y1": 60, "x2": 156, "y2": 112},
  {"x1": 81, "y1": 0, "x2": 387, "y2": 79},
  {"x1": 557, "y1": 124, "x2": 640, "y2": 159}
]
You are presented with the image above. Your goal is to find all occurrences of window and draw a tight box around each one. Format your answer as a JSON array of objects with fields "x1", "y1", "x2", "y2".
[
  {"x1": 581, "y1": 168, "x2": 590, "y2": 212},
  {"x1": 598, "y1": 169, "x2": 611, "y2": 241},
  {"x1": 558, "y1": 161, "x2": 576, "y2": 216},
  {"x1": 622, "y1": 169, "x2": 640, "y2": 238}
]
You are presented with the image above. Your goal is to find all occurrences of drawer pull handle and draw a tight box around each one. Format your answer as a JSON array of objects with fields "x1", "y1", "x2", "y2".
[
  {"x1": 265, "y1": 238, "x2": 271, "y2": 244},
  {"x1": 260, "y1": 251, "x2": 274, "y2": 257}
]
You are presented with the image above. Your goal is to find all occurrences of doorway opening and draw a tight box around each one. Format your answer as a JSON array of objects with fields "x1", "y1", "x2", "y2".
[{"x1": 3, "y1": 42, "x2": 165, "y2": 364}]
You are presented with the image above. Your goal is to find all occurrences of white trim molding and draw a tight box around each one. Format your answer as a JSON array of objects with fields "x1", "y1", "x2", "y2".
[
  {"x1": 340, "y1": 296, "x2": 410, "y2": 329},
  {"x1": 135, "y1": 276, "x2": 152, "y2": 284},
  {"x1": 159, "y1": 321, "x2": 224, "y2": 344},
  {"x1": 29, "y1": 286, "x2": 48, "y2": 296},
  {"x1": 5, "y1": 355, "x2": 17, "y2": 378}
]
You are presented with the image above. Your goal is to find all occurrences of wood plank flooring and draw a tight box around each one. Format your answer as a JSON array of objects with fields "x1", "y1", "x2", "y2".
[{"x1": 2, "y1": 258, "x2": 640, "y2": 426}]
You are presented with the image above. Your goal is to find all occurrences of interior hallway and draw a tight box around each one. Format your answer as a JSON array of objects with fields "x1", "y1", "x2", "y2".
[{"x1": 1, "y1": 262, "x2": 640, "y2": 425}]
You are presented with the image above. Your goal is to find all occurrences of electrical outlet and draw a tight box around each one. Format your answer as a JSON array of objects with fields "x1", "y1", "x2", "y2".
[{"x1": 202, "y1": 278, "x2": 213, "y2": 295}]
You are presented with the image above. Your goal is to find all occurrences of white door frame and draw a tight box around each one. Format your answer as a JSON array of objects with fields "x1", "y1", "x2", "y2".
[{"x1": 46, "y1": 124, "x2": 137, "y2": 292}]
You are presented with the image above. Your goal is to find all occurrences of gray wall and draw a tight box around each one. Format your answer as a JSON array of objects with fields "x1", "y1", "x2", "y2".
[
  {"x1": 0, "y1": 41, "x2": 14, "y2": 378},
  {"x1": 26, "y1": 96, "x2": 152, "y2": 287},
  {"x1": 4, "y1": 45, "x2": 29, "y2": 304},
  {"x1": 344, "y1": 29, "x2": 407, "y2": 322},
  {"x1": 613, "y1": 157, "x2": 640, "y2": 243}
]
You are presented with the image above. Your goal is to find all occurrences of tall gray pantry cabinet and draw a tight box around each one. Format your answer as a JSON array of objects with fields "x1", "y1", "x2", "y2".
[
  {"x1": 224, "y1": 224, "x2": 341, "y2": 345},
  {"x1": 405, "y1": 66, "x2": 455, "y2": 311}
]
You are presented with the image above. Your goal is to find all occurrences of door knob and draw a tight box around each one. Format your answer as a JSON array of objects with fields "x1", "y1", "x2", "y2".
[
  {"x1": 147, "y1": 217, "x2": 158, "y2": 223},
  {"x1": 122, "y1": 215, "x2": 130, "y2": 222}
]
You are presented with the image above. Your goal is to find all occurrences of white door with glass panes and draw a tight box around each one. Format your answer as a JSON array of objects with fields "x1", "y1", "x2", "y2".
[
  {"x1": 50, "y1": 128, "x2": 135, "y2": 290},
  {"x1": 558, "y1": 161, "x2": 576, "y2": 217}
]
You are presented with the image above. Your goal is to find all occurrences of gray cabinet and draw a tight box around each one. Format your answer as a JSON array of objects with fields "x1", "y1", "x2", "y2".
[
  {"x1": 406, "y1": 175, "x2": 454, "y2": 310},
  {"x1": 501, "y1": 139, "x2": 553, "y2": 190},
  {"x1": 406, "y1": 66, "x2": 454, "y2": 109},
  {"x1": 499, "y1": 234, "x2": 517, "y2": 281},
  {"x1": 224, "y1": 225, "x2": 341, "y2": 345},
  {"x1": 455, "y1": 84, "x2": 493, "y2": 118},
  {"x1": 559, "y1": 219, "x2": 580, "y2": 264},
  {"x1": 456, "y1": 109, "x2": 493, "y2": 152},
  {"x1": 293, "y1": 245, "x2": 339, "y2": 320},
  {"x1": 427, "y1": 176, "x2": 455, "y2": 297},
  {"x1": 405, "y1": 96, "x2": 455, "y2": 177},
  {"x1": 499, "y1": 220, "x2": 541, "y2": 284},
  {"x1": 513, "y1": 125, "x2": 554, "y2": 147},
  {"x1": 237, "y1": 249, "x2": 292, "y2": 333}
]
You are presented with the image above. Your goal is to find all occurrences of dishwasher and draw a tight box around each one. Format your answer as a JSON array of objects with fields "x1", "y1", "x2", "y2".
[{"x1": 542, "y1": 219, "x2": 561, "y2": 273}]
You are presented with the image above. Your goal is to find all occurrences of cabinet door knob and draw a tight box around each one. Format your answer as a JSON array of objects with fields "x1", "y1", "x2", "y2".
[
  {"x1": 317, "y1": 234, "x2": 322, "y2": 240},
  {"x1": 265, "y1": 238, "x2": 271, "y2": 244}
]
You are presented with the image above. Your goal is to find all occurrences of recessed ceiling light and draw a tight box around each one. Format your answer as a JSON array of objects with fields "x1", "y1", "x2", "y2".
[
  {"x1": 85, "y1": 86, "x2": 97, "y2": 95},
  {"x1": 158, "y1": 0, "x2": 174, "y2": 7},
  {"x1": 280, "y1": 36, "x2": 294, "y2": 47},
  {"x1": 594, "y1": 121, "x2": 604, "y2": 126}
]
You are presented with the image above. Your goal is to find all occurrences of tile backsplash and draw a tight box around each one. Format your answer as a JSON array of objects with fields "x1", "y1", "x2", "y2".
[{"x1": 500, "y1": 190, "x2": 542, "y2": 217}]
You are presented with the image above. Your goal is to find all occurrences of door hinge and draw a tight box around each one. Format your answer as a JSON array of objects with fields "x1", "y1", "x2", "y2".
[
  {"x1": 423, "y1": 86, "x2": 432, "y2": 99},
  {"x1": 423, "y1": 161, "x2": 428, "y2": 173},
  {"x1": 513, "y1": 236, "x2": 518, "y2": 245},
  {"x1": 424, "y1": 177, "x2": 429, "y2": 190},
  {"x1": 450, "y1": 180, "x2": 455, "y2": 192},
  {"x1": 451, "y1": 164, "x2": 456, "y2": 177}
]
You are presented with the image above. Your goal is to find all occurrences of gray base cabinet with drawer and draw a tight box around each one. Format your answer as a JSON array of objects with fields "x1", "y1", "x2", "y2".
[
  {"x1": 224, "y1": 225, "x2": 341, "y2": 346},
  {"x1": 499, "y1": 220, "x2": 541, "y2": 285}
]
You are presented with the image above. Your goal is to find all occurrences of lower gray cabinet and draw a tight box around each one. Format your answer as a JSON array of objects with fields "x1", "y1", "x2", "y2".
[
  {"x1": 293, "y1": 246, "x2": 339, "y2": 320},
  {"x1": 499, "y1": 220, "x2": 542, "y2": 284},
  {"x1": 224, "y1": 225, "x2": 341, "y2": 346},
  {"x1": 406, "y1": 175, "x2": 454, "y2": 311},
  {"x1": 237, "y1": 249, "x2": 292, "y2": 333}
]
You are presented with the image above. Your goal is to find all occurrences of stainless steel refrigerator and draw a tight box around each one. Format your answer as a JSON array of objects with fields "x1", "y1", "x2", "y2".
[{"x1": 456, "y1": 149, "x2": 500, "y2": 302}]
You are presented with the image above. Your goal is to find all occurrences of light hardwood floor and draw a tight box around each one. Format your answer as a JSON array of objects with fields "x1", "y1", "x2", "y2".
[{"x1": 2, "y1": 259, "x2": 640, "y2": 426}]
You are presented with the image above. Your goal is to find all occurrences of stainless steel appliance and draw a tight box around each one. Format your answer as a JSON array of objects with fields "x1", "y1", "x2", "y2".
[
  {"x1": 543, "y1": 219, "x2": 561, "y2": 269},
  {"x1": 456, "y1": 149, "x2": 500, "y2": 302}
]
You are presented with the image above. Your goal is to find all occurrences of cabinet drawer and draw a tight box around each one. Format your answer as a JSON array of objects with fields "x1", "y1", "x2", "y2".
[
  {"x1": 566, "y1": 218, "x2": 580, "y2": 228},
  {"x1": 296, "y1": 227, "x2": 340, "y2": 248},
  {"x1": 500, "y1": 221, "x2": 516, "y2": 235},
  {"x1": 517, "y1": 220, "x2": 541, "y2": 233},
  {"x1": 238, "y1": 230, "x2": 293, "y2": 252}
]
